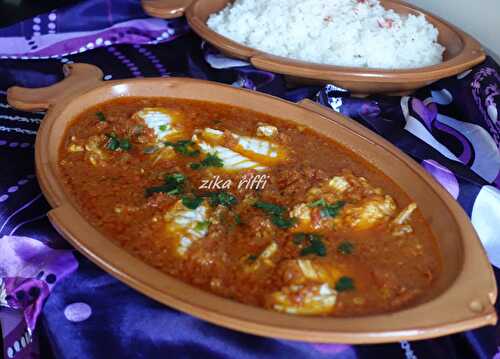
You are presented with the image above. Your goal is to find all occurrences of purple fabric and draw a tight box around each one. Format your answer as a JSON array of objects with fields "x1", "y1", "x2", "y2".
[{"x1": 0, "y1": 1, "x2": 499, "y2": 358}]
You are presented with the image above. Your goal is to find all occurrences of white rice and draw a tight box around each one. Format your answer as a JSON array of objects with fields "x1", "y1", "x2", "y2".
[{"x1": 207, "y1": 0, "x2": 445, "y2": 69}]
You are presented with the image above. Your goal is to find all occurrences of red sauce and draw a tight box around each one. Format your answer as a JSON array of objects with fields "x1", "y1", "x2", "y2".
[{"x1": 59, "y1": 97, "x2": 441, "y2": 316}]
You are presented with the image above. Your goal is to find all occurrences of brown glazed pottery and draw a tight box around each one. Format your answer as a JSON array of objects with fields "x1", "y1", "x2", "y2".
[
  {"x1": 142, "y1": 0, "x2": 486, "y2": 94},
  {"x1": 7, "y1": 63, "x2": 497, "y2": 343}
]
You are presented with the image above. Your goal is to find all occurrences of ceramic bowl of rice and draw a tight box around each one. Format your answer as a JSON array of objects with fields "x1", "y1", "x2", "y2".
[{"x1": 142, "y1": 0, "x2": 485, "y2": 94}]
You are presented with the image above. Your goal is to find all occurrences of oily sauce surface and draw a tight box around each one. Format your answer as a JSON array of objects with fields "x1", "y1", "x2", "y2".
[{"x1": 59, "y1": 97, "x2": 441, "y2": 316}]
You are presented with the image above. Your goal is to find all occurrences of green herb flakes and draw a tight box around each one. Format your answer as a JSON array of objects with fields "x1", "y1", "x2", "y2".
[
  {"x1": 194, "y1": 220, "x2": 211, "y2": 232},
  {"x1": 181, "y1": 195, "x2": 204, "y2": 209},
  {"x1": 292, "y1": 233, "x2": 307, "y2": 245},
  {"x1": 308, "y1": 198, "x2": 327, "y2": 208},
  {"x1": 164, "y1": 140, "x2": 200, "y2": 157},
  {"x1": 335, "y1": 276, "x2": 355, "y2": 292},
  {"x1": 208, "y1": 192, "x2": 237, "y2": 207},
  {"x1": 169, "y1": 173, "x2": 186, "y2": 183},
  {"x1": 144, "y1": 172, "x2": 186, "y2": 197},
  {"x1": 253, "y1": 201, "x2": 295, "y2": 229},
  {"x1": 320, "y1": 201, "x2": 346, "y2": 218},
  {"x1": 119, "y1": 138, "x2": 132, "y2": 151},
  {"x1": 271, "y1": 215, "x2": 295, "y2": 229},
  {"x1": 299, "y1": 234, "x2": 326, "y2": 257},
  {"x1": 253, "y1": 201, "x2": 286, "y2": 216},
  {"x1": 105, "y1": 133, "x2": 132, "y2": 152},
  {"x1": 337, "y1": 241, "x2": 354, "y2": 255},
  {"x1": 308, "y1": 199, "x2": 346, "y2": 218},
  {"x1": 191, "y1": 153, "x2": 224, "y2": 169},
  {"x1": 96, "y1": 112, "x2": 106, "y2": 122},
  {"x1": 203, "y1": 153, "x2": 224, "y2": 167}
]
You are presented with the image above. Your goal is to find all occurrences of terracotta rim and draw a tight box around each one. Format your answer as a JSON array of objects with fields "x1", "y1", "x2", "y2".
[
  {"x1": 6, "y1": 63, "x2": 497, "y2": 343},
  {"x1": 142, "y1": 0, "x2": 486, "y2": 93}
]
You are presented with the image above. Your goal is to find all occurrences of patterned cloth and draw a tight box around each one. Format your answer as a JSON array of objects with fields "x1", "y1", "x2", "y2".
[{"x1": 0, "y1": 1, "x2": 499, "y2": 358}]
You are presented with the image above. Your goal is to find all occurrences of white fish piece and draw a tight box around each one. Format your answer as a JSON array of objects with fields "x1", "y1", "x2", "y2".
[
  {"x1": 344, "y1": 195, "x2": 397, "y2": 230},
  {"x1": 260, "y1": 241, "x2": 278, "y2": 260},
  {"x1": 328, "y1": 176, "x2": 351, "y2": 193},
  {"x1": 290, "y1": 203, "x2": 311, "y2": 222},
  {"x1": 289, "y1": 203, "x2": 314, "y2": 232},
  {"x1": 392, "y1": 224, "x2": 413, "y2": 237},
  {"x1": 391, "y1": 203, "x2": 417, "y2": 237},
  {"x1": 85, "y1": 135, "x2": 108, "y2": 166},
  {"x1": 164, "y1": 200, "x2": 211, "y2": 256},
  {"x1": 245, "y1": 241, "x2": 278, "y2": 272},
  {"x1": 68, "y1": 143, "x2": 84, "y2": 152},
  {"x1": 200, "y1": 128, "x2": 286, "y2": 162},
  {"x1": 203, "y1": 128, "x2": 224, "y2": 138},
  {"x1": 204, "y1": 143, "x2": 267, "y2": 171},
  {"x1": 270, "y1": 283, "x2": 337, "y2": 315},
  {"x1": 294, "y1": 260, "x2": 343, "y2": 285},
  {"x1": 134, "y1": 107, "x2": 181, "y2": 140},
  {"x1": 297, "y1": 259, "x2": 317, "y2": 280},
  {"x1": 194, "y1": 134, "x2": 267, "y2": 171},
  {"x1": 237, "y1": 136, "x2": 280, "y2": 159},
  {"x1": 256, "y1": 125, "x2": 278, "y2": 138},
  {"x1": 393, "y1": 203, "x2": 417, "y2": 225}
]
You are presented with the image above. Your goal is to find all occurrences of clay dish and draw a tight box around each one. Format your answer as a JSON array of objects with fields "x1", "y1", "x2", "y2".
[
  {"x1": 7, "y1": 63, "x2": 496, "y2": 343},
  {"x1": 142, "y1": 0, "x2": 485, "y2": 94}
]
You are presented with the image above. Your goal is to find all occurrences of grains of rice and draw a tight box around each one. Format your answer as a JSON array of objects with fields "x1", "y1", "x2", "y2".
[{"x1": 207, "y1": 0, "x2": 445, "y2": 69}]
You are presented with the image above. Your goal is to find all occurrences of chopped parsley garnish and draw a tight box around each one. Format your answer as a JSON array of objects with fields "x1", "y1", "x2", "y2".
[
  {"x1": 190, "y1": 153, "x2": 224, "y2": 170},
  {"x1": 234, "y1": 213, "x2": 242, "y2": 225},
  {"x1": 194, "y1": 220, "x2": 211, "y2": 232},
  {"x1": 164, "y1": 140, "x2": 200, "y2": 157},
  {"x1": 169, "y1": 173, "x2": 186, "y2": 182},
  {"x1": 159, "y1": 124, "x2": 168, "y2": 132},
  {"x1": 271, "y1": 216, "x2": 296, "y2": 229},
  {"x1": 320, "y1": 201, "x2": 346, "y2": 218},
  {"x1": 335, "y1": 276, "x2": 355, "y2": 292},
  {"x1": 337, "y1": 241, "x2": 354, "y2": 255},
  {"x1": 208, "y1": 191, "x2": 237, "y2": 207},
  {"x1": 145, "y1": 172, "x2": 186, "y2": 197},
  {"x1": 308, "y1": 198, "x2": 327, "y2": 208},
  {"x1": 296, "y1": 233, "x2": 326, "y2": 257},
  {"x1": 292, "y1": 233, "x2": 307, "y2": 245},
  {"x1": 181, "y1": 194, "x2": 204, "y2": 209},
  {"x1": 96, "y1": 111, "x2": 106, "y2": 122},
  {"x1": 105, "y1": 134, "x2": 120, "y2": 151},
  {"x1": 308, "y1": 198, "x2": 346, "y2": 218},
  {"x1": 254, "y1": 201, "x2": 295, "y2": 229},
  {"x1": 253, "y1": 201, "x2": 286, "y2": 216},
  {"x1": 105, "y1": 133, "x2": 132, "y2": 152},
  {"x1": 119, "y1": 138, "x2": 132, "y2": 151}
]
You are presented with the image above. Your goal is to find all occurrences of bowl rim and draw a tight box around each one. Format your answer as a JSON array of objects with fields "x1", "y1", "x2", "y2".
[
  {"x1": 143, "y1": 0, "x2": 486, "y2": 84},
  {"x1": 7, "y1": 63, "x2": 497, "y2": 344}
]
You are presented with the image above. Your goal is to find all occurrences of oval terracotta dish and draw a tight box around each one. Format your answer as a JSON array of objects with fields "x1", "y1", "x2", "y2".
[
  {"x1": 7, "y1": 63, "x2": 497, "y2": 343},
  {"x1": 142, "y1": 0, "x2": 486, "y2": 94}
]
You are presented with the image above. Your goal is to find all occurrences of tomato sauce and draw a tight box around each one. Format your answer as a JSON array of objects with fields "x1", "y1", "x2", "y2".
[{"x1": 59, "y1": 97, "x2": 441, "y2": 316}]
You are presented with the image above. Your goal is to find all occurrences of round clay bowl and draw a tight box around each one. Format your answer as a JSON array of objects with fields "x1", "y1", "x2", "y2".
[
  {"x1": 6, "y1": 63, "x2": 497, "y2": 343},
  {"x1": 142, "y1": 0, "x2": 486, "y2": 95}
]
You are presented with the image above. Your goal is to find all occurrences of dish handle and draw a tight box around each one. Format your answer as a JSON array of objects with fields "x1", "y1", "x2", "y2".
[
  {"x1": 141, "y1": 0, "x2": 193, "y2": 18},
  {"x1": 7, "y1": 63, "x2": 103, "y2": 112}
]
